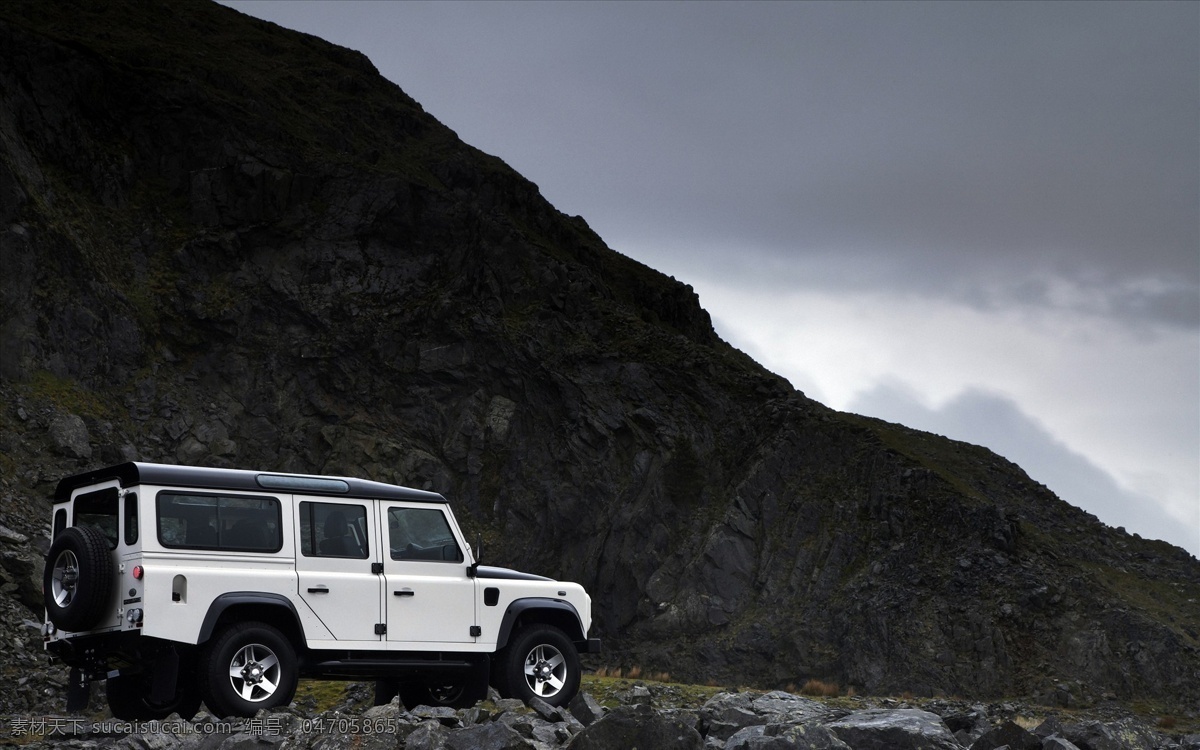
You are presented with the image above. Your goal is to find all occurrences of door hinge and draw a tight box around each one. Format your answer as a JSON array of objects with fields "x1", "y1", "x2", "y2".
[
  {"x1": 371, "y1": 562, "x2": 384, "y2": 575},
  {"x1": 375, "y1": 623, "x2": 387, "y2": 635},
  {"x1": 470, "y1": 625, "x2": 482, "y2": 637}
]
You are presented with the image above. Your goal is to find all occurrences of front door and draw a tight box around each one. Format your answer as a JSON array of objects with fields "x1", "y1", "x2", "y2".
[
  {"x1": 295, "y1": 499, "x2": 382, "y2": 643},
  {"x1": 381, "y1": 503, "x2": 476, "y2": 645}
]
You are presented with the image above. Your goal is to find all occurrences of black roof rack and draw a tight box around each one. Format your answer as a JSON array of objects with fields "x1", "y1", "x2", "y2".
[{"x1": 54, "y1": 462, "x2": 446, "y2": 504}]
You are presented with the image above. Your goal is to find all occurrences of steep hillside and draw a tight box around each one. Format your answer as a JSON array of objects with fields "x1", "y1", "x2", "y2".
[{"x1": 0, "y1": 0, "x2": 1196, "y2": 711}]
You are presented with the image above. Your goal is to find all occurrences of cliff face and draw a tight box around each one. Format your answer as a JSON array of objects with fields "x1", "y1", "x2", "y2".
[{"x1": 1, "y1": 0, "x2": 1196, "y2": 710}]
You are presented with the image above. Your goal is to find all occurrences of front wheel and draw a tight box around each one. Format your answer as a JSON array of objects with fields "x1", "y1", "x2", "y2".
[
  {"x1": 199, "y1": 622, "x2": 297, "y2": 718},
  {"x1": 499, "y1": 625, "x2": 580, "y2": 707}
]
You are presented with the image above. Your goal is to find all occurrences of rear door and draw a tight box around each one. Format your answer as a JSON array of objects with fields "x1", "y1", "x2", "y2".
[
  {"x1": 381, "y1": 503, "x2": 477, "y2": 645},
  {"x1": 295, "y1": 499, "x2": 382, "y2": 643}
]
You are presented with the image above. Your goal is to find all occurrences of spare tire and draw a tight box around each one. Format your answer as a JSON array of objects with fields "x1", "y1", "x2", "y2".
[{"x1": 44, "y1": 526, "x2": 114, "y2": 632}]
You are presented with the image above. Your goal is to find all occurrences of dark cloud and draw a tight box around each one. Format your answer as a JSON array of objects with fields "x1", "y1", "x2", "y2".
[
  {"x1": 227, "y1": 3, "x2": 1198, "y2": 315},
  {"x1": 265, "y1": 0, "x2": 1195, "y2": 327}
]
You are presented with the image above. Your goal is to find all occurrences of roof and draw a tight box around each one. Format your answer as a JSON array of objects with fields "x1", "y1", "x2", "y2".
[{"x1": 53, "y1": 462, "x2": 448, "y2": 504}]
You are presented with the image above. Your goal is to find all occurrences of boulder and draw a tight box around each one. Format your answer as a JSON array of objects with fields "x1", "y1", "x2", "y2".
[
  {"x1": 702, "y1": 692, "x2": 767, "y2": 740},
  {"x1": 567, "y1": 704, "x2": 703, "y2": 750},
  {"x1": 568, "y1": 691, "x2": 606, "y2": 727},
  {"x1": 1061, "y1": 720, "x2": 1160, "y2": 750},
  {"x1": 48, "y1": 414, "x2": 90, "y2": 459},
  {"x1": 1034, "y1": 717, "x2": 1067, "y2": 739},
  {"x1": 941, "y1": 705, "x2": 990, "y2": 745},
  {"x1": 403, "y1": 719, "x2": 452, "y2": 750},
  {"x1": 750, "y1": 691, "x2": 835, "y2": 724},
  {"x1": 970, "y1": 720, "x2": 1041, "y2": 750},
  {"x1": 1042, "y1": 737, "x2": 1083, "y2": 750},
  {"x1": 828, "y1": 709, "x2": 962, "y2": 750},
  {"x1": 446, "y1": 722, "x2": 537, "y2": 750},
  {"x1": 727, "y1": 722, "x2": 852, "y2": 750}
]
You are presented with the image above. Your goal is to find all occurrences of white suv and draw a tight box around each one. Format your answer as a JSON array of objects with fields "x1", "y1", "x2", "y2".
[{"x1": 42, "y1": 462, "x2": 600, "y2": 719}]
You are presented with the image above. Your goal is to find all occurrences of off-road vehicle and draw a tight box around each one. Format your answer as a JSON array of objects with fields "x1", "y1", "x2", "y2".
[{"x1": 42, "y1": 462, "x2": 599, "y2": 719}]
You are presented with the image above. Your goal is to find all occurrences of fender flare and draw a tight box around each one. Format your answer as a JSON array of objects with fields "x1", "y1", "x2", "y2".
[
  {"x1": 496, "y1": 598, "x2": 584, "y2": 650},
  {"x1": 197, "y1": 592, "x2": 304, "y2": 644}
]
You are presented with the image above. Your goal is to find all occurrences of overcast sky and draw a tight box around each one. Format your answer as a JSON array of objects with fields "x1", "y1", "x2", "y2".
[{"x1": 223, "y1": 1, "x2": 1199, "y2": 556}]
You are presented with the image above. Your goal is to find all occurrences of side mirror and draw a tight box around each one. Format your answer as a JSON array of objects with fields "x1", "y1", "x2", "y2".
[{"x1": 467, "y1": 533, "x2": 483, "y2": 578}]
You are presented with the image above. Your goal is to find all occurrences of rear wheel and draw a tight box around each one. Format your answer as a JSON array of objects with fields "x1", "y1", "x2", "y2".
[
  {"x1": 43, "y1": 526, "x2": 113, "y2": 632},
  {"x1": 399, "y1": 681, "x2": 469, "y2": 709},
  {"x1": 199, "y1": 622, "x2": 297, "y2": 718},
  {"x1": 398, "y1": 658, "x2": 489, "y2": 709},
  {"x1": 499, "y1": 625, "x2": 580, "y2": 707}
]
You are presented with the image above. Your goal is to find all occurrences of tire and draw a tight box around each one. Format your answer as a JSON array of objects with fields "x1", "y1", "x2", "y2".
[
  {"x1": 499, "y1": 625, "x2": 580, "y2": 707},
  {"x1": 106, "y1": 674, "x2": 201, "y2": 721},
  {"x1": 399, "y1": 681, "x2": 469, "y2": 710},
  {"x1": 199, "y1": 622, "x2": 297, "y2": 718},
  {"x1": 44, "y1": 526, "x2": 114, "y2": 632},
  {"x1": 427, "y1": 683, "x2": 469, "y2": 706},
  {"x1": 398, "y1": 657, "x2": 489, "y2": 710}
]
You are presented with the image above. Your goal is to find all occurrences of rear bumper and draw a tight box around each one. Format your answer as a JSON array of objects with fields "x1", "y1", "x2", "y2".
[
  {"x1": 45, "y1": 631, "x2": 184, "y2": 711},
  {"x1": 45, "y1": 628, "x2": 139, "y2": 667},
  {"x1": 578, "y1": 638, "x2": 602, "y2": 654}
]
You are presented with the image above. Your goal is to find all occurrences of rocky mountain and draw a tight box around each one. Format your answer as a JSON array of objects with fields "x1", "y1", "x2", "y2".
[{"x1": 1, "y1": 0, "x2": 1197, "y2": 714}]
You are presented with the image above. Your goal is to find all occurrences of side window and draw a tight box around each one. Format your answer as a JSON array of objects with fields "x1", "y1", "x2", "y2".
[
  {"x1": 389, "y1": 507, "x2": 463, "y2": 563},
  {"x1": 157, "y1": 492, "x2": 281, "y2": 552},
  {"x1": 74, "y1": 488, "x2": 119, "y2": 548},
  {"x1": 124, "y1": 492, "x2": 139, "y2": 545},
  {"x1": 299, "y1": 502, "x2": 368, "y2": 559}
]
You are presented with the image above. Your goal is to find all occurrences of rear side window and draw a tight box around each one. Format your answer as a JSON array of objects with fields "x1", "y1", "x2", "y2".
[
  {"x1": 298, "y1": 502, "x2": 369, "y2": 559},
  {"x1": 74, "y1": 488, "x2": 119, "y2": 548},
  {"x1": 157, "y1": 492, "x2": 282, "y2": 552},
  {"x1": 124, "y1": 492, "x2": 139, "y2": 545}
]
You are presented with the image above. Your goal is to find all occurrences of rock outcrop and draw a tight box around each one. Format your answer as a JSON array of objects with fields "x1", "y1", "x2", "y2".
[
  {"x1": 0, "y1": 0, "x2": 1197, "y2": 712},
  {"x1": 2, "y1": 685, "x2": 1197, "y2": 750}
]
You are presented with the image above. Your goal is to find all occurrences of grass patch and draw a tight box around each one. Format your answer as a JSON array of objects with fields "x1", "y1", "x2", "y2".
[
  {"x1": 1078, "y1": 561, "x2": 1200, "y2": 648},
  {"x1": 1014, "y1": 715, "x2": 1042, "y2": 731},
  {"x1": 292, "y1": 679, "x2": 356, "y2": 713},
  {"x1": 798, "y1": 679, "x2": 841, "y2": 697},
  {"x1": 594, "y1": 665, "x2": 673, "y2": 683},
  {"x1": 581, "y1": 674, "x2": 724, "y2": 710},
  {"x1": 26, "y1": 372, "x2": 112, "y2": 419}
]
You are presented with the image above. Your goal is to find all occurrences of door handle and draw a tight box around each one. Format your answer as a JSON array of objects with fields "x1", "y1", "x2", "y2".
[
  {"x1": 393, "y1": 589, "x2": 415, "y2": 597},
  {"x1": 307, "y1": 586, "x2": 329, "y2": 594}
]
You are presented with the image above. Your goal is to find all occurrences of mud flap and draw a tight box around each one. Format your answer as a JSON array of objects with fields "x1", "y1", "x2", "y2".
[
  {"x1": 149, "y1": 647, "x2": 180, "y2": 705},
  {"x1": 462, "y1": 655, "x2": 490, "y2": 706},
  {"x1": 65, "y1": 667, "x2": 90, "y2": 712},
  {"x1": 374, "y1": 678, "x2": 399, "y2": 706}
]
